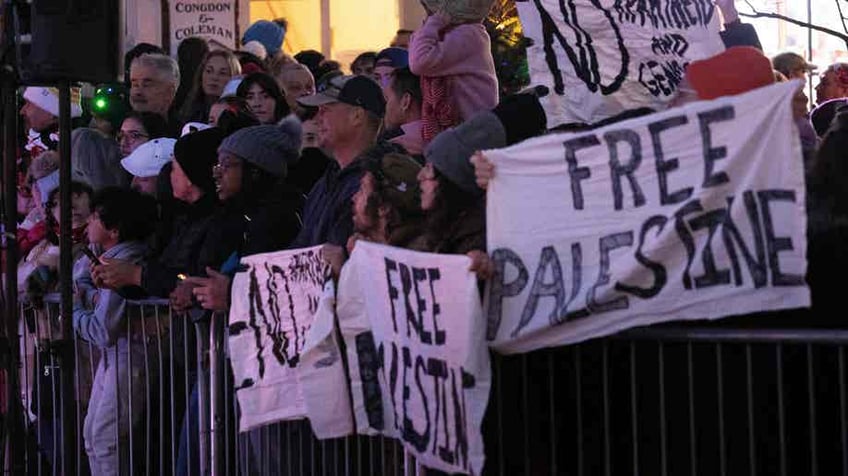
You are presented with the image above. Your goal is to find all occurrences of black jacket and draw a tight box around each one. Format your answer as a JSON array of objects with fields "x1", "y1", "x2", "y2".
[
  {"x1": 212, "y1": 186, "x2": 304, "y2": 259},
  {"x1": 141, "y1": 192, "x2": 228, "y2": 297}
]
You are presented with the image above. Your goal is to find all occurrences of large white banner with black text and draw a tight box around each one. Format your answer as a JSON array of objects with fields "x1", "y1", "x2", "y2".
[
  {"x1": 338, "y1": 242, "x2": 491, "y2": 475},
  {"x1": 484, "y1": 81, "x2": 810, "y2": 354},
  {"x1": 517, "y1": 0, "x2": 725, "y2": 125}
]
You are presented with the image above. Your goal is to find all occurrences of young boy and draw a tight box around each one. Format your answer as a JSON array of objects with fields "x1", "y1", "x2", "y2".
[{"x1": 73, "y1": 187, "x2": 158, "y2": 475}]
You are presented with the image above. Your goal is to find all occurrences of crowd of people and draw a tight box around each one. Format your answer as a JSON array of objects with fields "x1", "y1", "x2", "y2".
[{"x1": 5, "y1": 0, "x2": 848, "y2": 473}]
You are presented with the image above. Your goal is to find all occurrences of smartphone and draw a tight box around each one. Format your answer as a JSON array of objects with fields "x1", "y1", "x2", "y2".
[{"x1": 81, "y1": 247, "x2": 103, "y2": 265}]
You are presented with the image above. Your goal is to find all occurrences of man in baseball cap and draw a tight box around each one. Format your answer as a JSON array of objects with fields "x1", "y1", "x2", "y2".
[
  {"x1": 292, "y1": 75, "x2": 391, "y2": 248},
  {"x1": 772, "y1": 52, "x2": 817, "y2": 81}
]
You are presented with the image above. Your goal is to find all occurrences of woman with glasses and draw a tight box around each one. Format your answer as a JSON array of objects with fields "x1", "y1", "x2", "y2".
[{"x1": 117, "y1": 111, "x2": 169, "y2": 158}]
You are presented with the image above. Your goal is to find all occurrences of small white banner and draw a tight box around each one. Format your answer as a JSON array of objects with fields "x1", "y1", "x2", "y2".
[
  {"x1": 484, "y1": 81, "x2": 810, "y2": 354},
  {"x1": 339, "y1": 242, "x2": 491, "y2": 475},
  {"x1": 228, "y1": 246, "x2": 350, "y2": 433}
]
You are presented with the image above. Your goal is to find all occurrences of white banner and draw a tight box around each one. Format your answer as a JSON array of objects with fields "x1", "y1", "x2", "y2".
[
  {"x1": 169, "y1": 0, "x2": 237, "y2": 55},
  {"x1": 228, "y1": 246, "x2": 350, "y2": 433},
  {"x1": 484, "y1": 81, "x2": 810, "y2": 354},
  {"x1": 339, "y1": 242, "x2": 491, "y2": 475},
  {"x1": 518, "y1": 0, "x2": 725, "y2": 125}
]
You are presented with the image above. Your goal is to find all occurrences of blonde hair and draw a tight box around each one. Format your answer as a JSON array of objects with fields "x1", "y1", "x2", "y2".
[{"x1": 179, "y1": 50, "x2": 242, "y2": 120}]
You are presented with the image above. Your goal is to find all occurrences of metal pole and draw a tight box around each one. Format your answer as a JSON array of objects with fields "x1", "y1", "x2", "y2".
[
  {"x1": 197, "y1": 320, "x2": 211, "y2": 476},
  {"x1": 2, "y1": 31, "x2": 23, "y2": 476},
  {"x1": 58, "y1": 81, "x2": 77, "y2": 476},
  {"x1": 209, "y1": 312, "x2": 223, "y2": 476},
  {"x1": 807, "y1": 0, "x2": 813, "y2": 104},
  {"x1": 321, "y1": 0, "x2": 332, "y2": 57}
]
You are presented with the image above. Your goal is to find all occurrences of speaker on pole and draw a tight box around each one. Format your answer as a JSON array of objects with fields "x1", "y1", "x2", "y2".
[{"x1": 19, "y1": 0, "x2": 120, "y2": 84}]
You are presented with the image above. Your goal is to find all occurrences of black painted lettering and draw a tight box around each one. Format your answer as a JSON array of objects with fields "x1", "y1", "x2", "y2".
[
  {"x1": 385, "y1": 258, "x2": 400, "y2": 333},
  {"x1": 563, "y1": 135, "x2": 601, "y2": 210},
  {"x1": 357, "y1": 332, "x2": 385, "y2": 430},
  {"x1": 400, "y1": 263, "x2": 430, "y2": 343},
  {"x1": 616, "y1": 215, "x2": 668, "y2": 298},
  {"x1": 689, "y1": 209, "x2": 732, "y2": 288},
  {"x1": 487, "y1": 248, "x2": 529, "y2": 340},
  {"x1": 411, "y1": 267, "x2": 433, "y2": 345},
  {"x1": 698, "y1": 106, "x2": 735, "y2": 188},
  {"x1": 554, "y1": 242, "x2": 590, "y2": 324},
  {"x1": 588, "y1": 232, "x2": 633, "y2": 313},
  {"x1": 515, "y1": 246, "x2": 564, "y2": 338},
  {"x1": 427, "y1": 268, "x2": 446, "y2": 345},
  {"x1": 650, "y1": 115, "x2": 692, "y2": 205},
  {"x1": 721, "y1": 192, "x2": 767, "y2": 287},
  {"x1": 758, "y1": 190, "x2": 804, "y2": 286},
  {"x1": 605, "y1": 129, "x2": 646, "y2": 210},
  {"x1": 674, "y1": 200, "x2": 704, "y2": 289},
  {"x1": 402, "y1": 347, "x2": 430, "y2": 451}
]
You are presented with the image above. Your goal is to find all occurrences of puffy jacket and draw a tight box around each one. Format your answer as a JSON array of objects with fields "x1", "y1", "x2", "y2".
[{"x1": 140, "y1": 193, "x2": 231, "y2": 297}]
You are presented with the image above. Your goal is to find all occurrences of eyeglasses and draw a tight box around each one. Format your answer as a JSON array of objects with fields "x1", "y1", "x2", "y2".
[
  {"x1": 117, "y1": 131, "x2": 149, "y2": 143},
  {"x1": 213, "y1": 159, "x2": 242, "y2": 172}
]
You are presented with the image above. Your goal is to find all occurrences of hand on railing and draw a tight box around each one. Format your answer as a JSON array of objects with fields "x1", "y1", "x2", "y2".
[
  {"x1": 170, "y1": 280, "x2": 197, "y2": 313},
  {"x1": 185, "y1": 267, "x2": 231, "y2": 312},
  {"x1": 91, "y1": 258, "x2": 142, "y2": 289}
]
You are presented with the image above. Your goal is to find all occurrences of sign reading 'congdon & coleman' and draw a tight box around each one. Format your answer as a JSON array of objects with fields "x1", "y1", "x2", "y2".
[{"x1": 169, "y1": 1, "x2": 236, "y2": 54}]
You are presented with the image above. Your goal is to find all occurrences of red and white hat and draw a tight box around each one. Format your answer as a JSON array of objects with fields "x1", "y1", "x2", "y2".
[{"x1": 22, "y1": 86, "x2": 83, "y2": 118}]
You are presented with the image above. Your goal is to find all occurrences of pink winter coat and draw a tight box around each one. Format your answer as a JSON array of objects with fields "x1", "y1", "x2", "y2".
[{"x1": 409, "y1": 14, "x2": 499, "y2": 122}]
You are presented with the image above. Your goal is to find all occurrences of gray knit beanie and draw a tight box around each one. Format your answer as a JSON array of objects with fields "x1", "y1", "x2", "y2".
[
  {"x1": 217, "y1": 119, "x2": 302, "y2": 178},
  {"x1": 424, "y1": 111, "x2": 506, "y2": 195}
]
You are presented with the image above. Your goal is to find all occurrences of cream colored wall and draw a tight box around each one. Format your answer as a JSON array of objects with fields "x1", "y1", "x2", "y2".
[
  {"x1": 249, "y1": 0, "x2": 421, "y2": 71},
  {"x1": 250, "y1": 0, "x2": 323, "y2": 57}
]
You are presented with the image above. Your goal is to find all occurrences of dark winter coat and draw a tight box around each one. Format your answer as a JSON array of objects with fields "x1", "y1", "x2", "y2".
[{"x1": 140, "y1": 192, "x2": 228, "y2": 297}]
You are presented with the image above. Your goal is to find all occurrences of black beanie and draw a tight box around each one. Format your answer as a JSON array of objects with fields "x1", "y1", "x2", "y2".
[
  {"x1": 492, "y1": 93, "x2": 548, "y2": 146},
  {"x1": 174, "y1": 127, "x2": 224, "y2": 195}
]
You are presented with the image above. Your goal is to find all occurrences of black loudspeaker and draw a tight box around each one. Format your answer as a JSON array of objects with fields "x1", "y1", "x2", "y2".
[{"x1": 19, "y1": 0, "x2": 120, "y2": 84}]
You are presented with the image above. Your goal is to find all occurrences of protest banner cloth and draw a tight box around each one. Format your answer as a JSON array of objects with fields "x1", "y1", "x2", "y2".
[
  {"x1": 484, "y1": 80, "x2": 810, "y2": 354},
  {"x1": 517, "y1": 0, "x2": 725, "y2": 125},
  {"x1": 338, "y1": 242, "x2": 491, "y2": 475},
  {"x1": 228, "y1": 246, "x2": 351, "y2": 434}
]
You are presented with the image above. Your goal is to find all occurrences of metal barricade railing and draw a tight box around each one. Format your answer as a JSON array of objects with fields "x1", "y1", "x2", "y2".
[
  {"x1": 17, "y1": 294, "x2": 201, "y2": 476},
  {"x1": 15, "y1": 295, "x2": 848, "y2": 475}
]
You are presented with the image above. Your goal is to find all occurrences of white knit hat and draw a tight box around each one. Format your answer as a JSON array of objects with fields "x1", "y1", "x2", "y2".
[
  {"x1": 120, "y1": 138, "x2": 176, "y2": 178},
  {"x1": 23, "y1": 86, "x2": 83, "y2": 118}
]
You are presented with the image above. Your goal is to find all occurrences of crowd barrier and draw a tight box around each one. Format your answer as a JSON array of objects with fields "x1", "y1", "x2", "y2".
[{"x1": 8, "y1": 296, "x2": 847, "y2": 475}]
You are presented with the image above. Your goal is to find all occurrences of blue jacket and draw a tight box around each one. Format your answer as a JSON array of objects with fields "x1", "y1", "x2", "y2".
[
  {"x1": 291, "y1": 142, "x2": 405, "y2": 248},
  {"x1": 289, "y1": 157, "x2": 366, "y2": 248},
  {"x1": 73, "y1": 241, "x2": 147, "y2": 349}
]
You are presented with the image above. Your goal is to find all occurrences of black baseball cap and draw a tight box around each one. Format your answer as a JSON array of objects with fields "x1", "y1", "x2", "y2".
[{"x1": 297, "y1": 75, "x2": 386, "y2": 118}]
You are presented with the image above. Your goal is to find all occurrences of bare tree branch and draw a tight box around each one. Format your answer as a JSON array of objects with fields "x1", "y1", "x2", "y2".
[
  {"x1": 835, "y1": 0, "x2": 848, "y2": 36},
  {"x1": 737, "y1": 8, "x2": 848, "y2": 49}
]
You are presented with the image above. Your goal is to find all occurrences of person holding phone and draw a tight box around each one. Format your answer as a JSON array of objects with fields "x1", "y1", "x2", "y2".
[{"x1": 73, "y1": 187, "x2": 158, "y2": 475}]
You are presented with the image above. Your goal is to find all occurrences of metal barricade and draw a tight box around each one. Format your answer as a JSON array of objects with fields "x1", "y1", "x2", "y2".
[
  {"x1": 206, "y1": 311, "x2": 414, "y2": 476},
  {"x1": 17, "y1": 294, "x2": 201, "y2": 476},
  {"x1": 15, "y1": 295, "x2": 848, "y2": 475}
]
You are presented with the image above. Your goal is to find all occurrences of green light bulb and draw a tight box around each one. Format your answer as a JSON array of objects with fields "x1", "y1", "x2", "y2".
[{"x1": 95, "y1": 98, "x2": 107, "y2": 110}]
